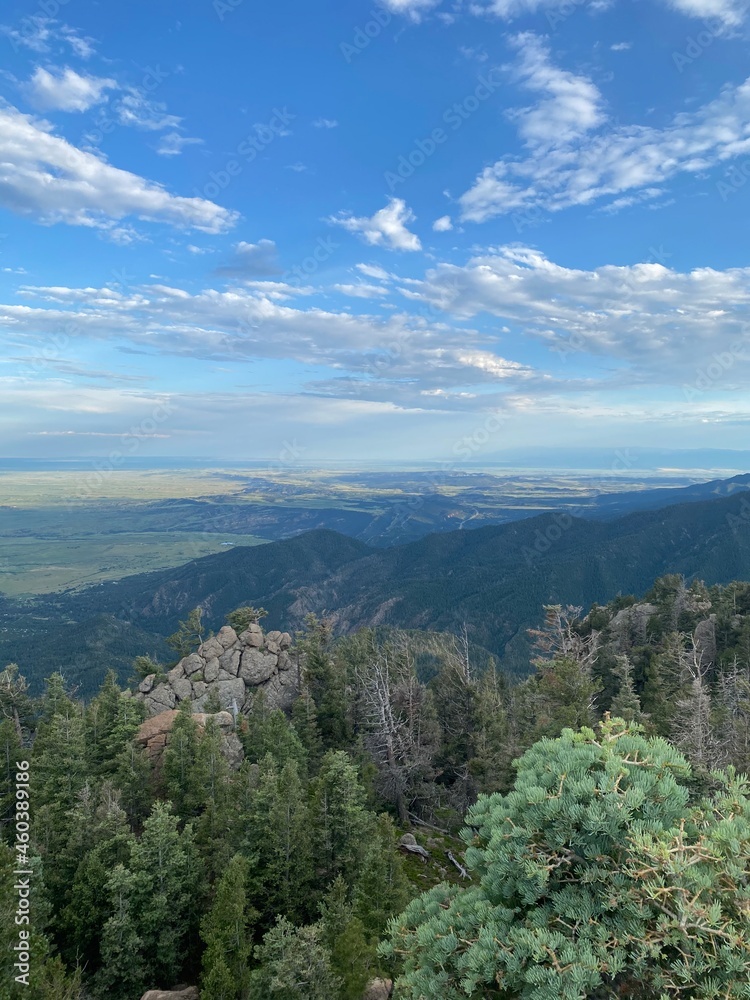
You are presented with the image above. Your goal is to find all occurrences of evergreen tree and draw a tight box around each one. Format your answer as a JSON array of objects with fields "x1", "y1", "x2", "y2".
[
  {"x1": 225, "y1": 605, "x2": 268, "y2": 632},
  {"x1": 383, "y1": 717, "x2": 750, "y2": 999},
  {"x1": 162, "y1": 701, "x2": 202, "y2": 820},
  {"x1": 95, "y1": 864, "x2": 146, "y2": 1000},
  {"x1": 609, "y1": 654, "x2": 646, "y2": 723},
  {"x1": 319, "y1": 877, "x2": 372, "y2": 1000},
  {"x1": 298, "y1": 614, "x2": 349, "y2": 750},
  {"x1": 290, "y1": 692, "x2": 324, "y2": 770},
  {"x1": 242, "y1": 755, "x2": 314, "y2": 926},
  {"x1": 128, "y1": 801, "x2": 201, "y2": 987},
  {"x1": 310, "y1": 750, "x2": 370, "y2": 887},
  {"x1": 240, "y1": 697, "x2": 308, "y2": 773},
  {"x1": 248, "y1": 917, "x2": 341, "y2": 1000},
  {"x1": 167, "y1": 607, "x2": 206, "y2": 659},
  {"x1": 200, "y1": 854, "x2": 254, "y2": 1000}
]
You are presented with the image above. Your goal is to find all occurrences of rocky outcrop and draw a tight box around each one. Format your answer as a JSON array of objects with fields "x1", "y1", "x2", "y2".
[
  {"x1": 140, "y1": 989, "x2": 199, "y2": 1000},
  {"x1": 364, "y1": 980, "x2": 393, "y2": 999},
  {"x1": 609, "y1": 603, "x2": 658, "y2": 652},
  {"x1": 135, "y1": 709, "x2": 244, "y2": 770},
  {"x1": 135, "y1": 623, "x2": 299, "y2": 718}
]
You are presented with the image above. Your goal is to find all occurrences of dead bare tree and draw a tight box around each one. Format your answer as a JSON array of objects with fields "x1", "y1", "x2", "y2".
[{"x1": 356, "y1": 639, "x2": 437, "y2": 824}]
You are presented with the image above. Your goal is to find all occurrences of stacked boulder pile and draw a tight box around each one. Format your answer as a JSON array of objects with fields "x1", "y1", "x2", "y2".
[
  {"x1": 135, "y1": 622, "x2": 299, "y2": 717},
  {"x1": 135, "y1": 709, "x2": 244, "y2": 770}
]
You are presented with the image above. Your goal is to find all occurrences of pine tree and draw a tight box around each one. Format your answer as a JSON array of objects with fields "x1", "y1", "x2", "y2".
[
  {"x1": 225, "y1": 605, "x2": 268, "y2": 632},
  {"x1": 95, "y1": 864, "x2": 147, "y2": 1000},
  {"x1": 383, "y1": 717, "x2": 750, "y2": 999},
  {"x1": 200, "y1": 854, "x2": 254, "y2": 1000},
  {"x1": 310, "y1": 750, "x2": 370, "y2": 887},
  {"x1": 319, "y1": 877, "x2": 372, "y2": 1000},
  {"x1": 352, "y1": 813, "x2": 411, "y2": 944},
  {"x1": 128, "y1": 801, "x2": 202, "y2": 987},
  {"x1": 609, "y1": 654, "x2": 646, "y2": 723},
  {"x1": 248, "y1": 917, "x2": 341, "y2": 1000},
  {"x1": 290, "y1": 693, "x2": 324, "y2": 770},
  {"x1": 167, "y1": 606, "x2": 206, "y2": 659},
  {"x1": 242, "y1": 755, "x2": 314, "y2": 926},
  {"x1": 297, "y1": 614, "x2": 349, "y2": 750},
  {"x1": 162, "y1": 701, "x2": 202, "y2": 820}
]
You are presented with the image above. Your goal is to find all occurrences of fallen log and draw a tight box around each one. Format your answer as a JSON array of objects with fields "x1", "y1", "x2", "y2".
[
  {"x1": 407, "y1": 812, "x2": 449, "y2": 834},
  {"x1": 446, "y1": 850, "x2": 469, "y2": 879},
  {"x1": 399, "y1": 841, "x2": 430, "y2": 861}
]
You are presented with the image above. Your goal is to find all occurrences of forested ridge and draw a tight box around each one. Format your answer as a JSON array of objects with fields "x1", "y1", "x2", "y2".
[
  {"x1": 4, "y1": 572, "x2": 750, "y2": 997},
  {"x1": 4, "y1": 488, "x2": 750, "y2": 692}
]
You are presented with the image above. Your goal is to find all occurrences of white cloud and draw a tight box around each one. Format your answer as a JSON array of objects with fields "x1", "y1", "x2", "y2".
[
  {"x1": 115, "y1": 92, "x2": 182, "y2": 131},
  {"x1": 379, "y1": 0, "x2": 442, "y2": 16},
  {"x1": 611, "y1": 41, "x2": 632, "y2": 50},
  {"x1": 433, "y1": 215, "x2": 453, "y2": 231},
  {"x1": 473, "y1": 0, "x2": 749, "y2": 26},
  {"x1": 24, "y1": 66, "x2": 117, "y2": 112},
  {"x1": 2, "y1": 280, "x2": 534, "y2": 407},
  {"x1": 403, "y1": 244, "x2": 750, "y2": 386},
  {"x1": 356, "y1": 263, "x2": 392, "y2": 280},
  {"x1": 507, "y1": 33, "x2": 605, "y2": 147},
  {"x1": 459, "y1": 55, "x2": 750, "y2": 222},
  {"x1": 334, "y1": 283, "x2": 389, "y2": 298},
  {"x1": 312, "y1": 118, "x2": 338, "y2": 128},
  {"x1": 156, "y1": 132, "x2": 204, "y2": 156},
  {"x1": 663, "y1": 0, "x2": 750, "y2": 27},
  {"x1": 0, "y1": 103, "x2": 237, "y2": 233},
  {"x1": 329, "y1": 198, "x2": 422, "y2": 251},
  {"x1": 1, "y1": 18, "x2": 95, "y2": 57}
]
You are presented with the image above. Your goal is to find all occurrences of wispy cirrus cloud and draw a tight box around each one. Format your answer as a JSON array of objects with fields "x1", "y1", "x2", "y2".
[
  {"x1": 473, "y1": 0, "x2": 749, "y2": 26},
  {"x1": 459, "y1": 35, "x2": 750, "y2": 223}
]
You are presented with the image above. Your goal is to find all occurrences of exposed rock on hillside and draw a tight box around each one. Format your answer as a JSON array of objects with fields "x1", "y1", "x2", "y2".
[
  {"x1": 135, "y1": 709, "x2": 244, "y2": 770},
  {"x1": 135, "y1": 623, "x2": 299, "y2": 717},
  {"x1": 140, "y1": 989, "x2": 199, "y2": 1000}
]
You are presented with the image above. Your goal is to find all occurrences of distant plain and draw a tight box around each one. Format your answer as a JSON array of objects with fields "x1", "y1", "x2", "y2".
[{"x1": 0, "y1": 466, "x2": 711, "y2": 597}]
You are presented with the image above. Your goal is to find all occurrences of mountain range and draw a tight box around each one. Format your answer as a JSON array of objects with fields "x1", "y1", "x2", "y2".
[{"x1": 3, "y1": 481, "x2": 750, "y2": 692}]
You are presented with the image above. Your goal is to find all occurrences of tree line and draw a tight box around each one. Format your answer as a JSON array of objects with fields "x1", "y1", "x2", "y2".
[{"x1": 3, "y1": 574, "x2": 750, "y2": 997}]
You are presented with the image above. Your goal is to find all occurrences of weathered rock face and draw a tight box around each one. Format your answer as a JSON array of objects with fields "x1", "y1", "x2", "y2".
[
  {"x1": 609, "y1": 603, "x2": 658, "y2": 652},
  {"x1": 135, "y1": 709, "x2": 244, "y2": 770},
  {"x1": 364, "y1": 980, "x2": 393, "y2": 999},
  {"x1": 140, "y1": 988, "x2": 199, "y2": 1000},
  {"x1": 135, "y1": 623, "x2": 298, "y2": 718}
]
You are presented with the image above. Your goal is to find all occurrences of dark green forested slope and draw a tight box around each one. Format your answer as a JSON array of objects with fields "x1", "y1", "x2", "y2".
[
  {"x1": 2, "y1": 491, "x2": 750, "y2": 690},
  {"x1": 6, "y1": 571, "x2": 750, "y2": 997}
]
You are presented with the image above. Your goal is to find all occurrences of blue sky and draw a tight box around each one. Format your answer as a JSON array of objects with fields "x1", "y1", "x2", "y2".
[{"x1": 1, "y1": 0, "x2": 749, "y2": 466}]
